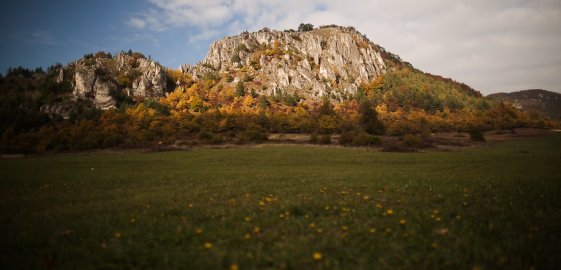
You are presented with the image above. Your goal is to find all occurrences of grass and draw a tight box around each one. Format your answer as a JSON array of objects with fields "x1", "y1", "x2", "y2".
[{"x1": 1, "y1": 134, "x2": 560, "y2": 269}]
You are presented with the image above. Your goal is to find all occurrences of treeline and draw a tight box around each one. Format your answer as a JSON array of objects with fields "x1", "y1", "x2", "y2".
[{"x1": 0, "y1": 65, "x2": 556, "y2": 154}]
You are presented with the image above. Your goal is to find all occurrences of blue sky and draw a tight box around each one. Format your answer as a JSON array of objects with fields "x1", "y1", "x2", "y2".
[
  {"x1": 2, "y1": 0, "x2": 560, "y2": 95},
  {"x1": 0, "y1": 0, "x2": 211, "y2": 71}
]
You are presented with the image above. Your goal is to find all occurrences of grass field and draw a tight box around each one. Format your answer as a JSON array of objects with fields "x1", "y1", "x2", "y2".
[{"x1": 1, "y1": 134, "x2": 561, "y2": 269}]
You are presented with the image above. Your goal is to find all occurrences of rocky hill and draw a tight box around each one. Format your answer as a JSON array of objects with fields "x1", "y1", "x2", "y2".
[
  {"x1": 2, "y1": 24, "x2": 555, "y2": 153},
  {"x1": 488, "y1": 89, "x2": 561, "y2": 119},
  {"x1": 37, "y1": 51, "x2": 168, "y2": 119},
  {"x1": 37, "y1": 25, "x2": 482, "y2": 116},
  {"x1": 183, "y1": 26, "x2": 387, "y2": 99}
]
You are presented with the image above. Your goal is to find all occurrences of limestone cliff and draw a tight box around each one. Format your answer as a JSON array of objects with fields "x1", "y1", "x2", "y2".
[
  {"x1": 69, "y1": 52, "x2": 167, "y2": 110},
  {"x1": 186, "y1": 26, "x2": 387, "y2": 99}
]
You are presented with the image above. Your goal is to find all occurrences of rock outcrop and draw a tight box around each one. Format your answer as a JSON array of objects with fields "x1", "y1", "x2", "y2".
[
  {"x1": 188, "y1": 26, "x2": 387, "y2": 99},
  {"x1": 72, "y1": 68, "x2": 117, "y2": 109},
  {"x1": 69, "y1": 52, "x2": 167, "y2": 110}
]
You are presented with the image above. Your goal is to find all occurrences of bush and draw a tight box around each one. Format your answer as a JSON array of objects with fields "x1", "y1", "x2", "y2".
[
  {"x1": 231, "y1": 54, "x2": 241, "y2": 63},
  {"x1": 352, "y1": 132, "x2": 382, "y2": 146},
  {"x1": 236, "y1": 81, "x2": 245, "y2": 97},
  {"x1": 198, "y1": 131, "x2": 214, "y2": 141},
  {"x1": 309, "y1": 133, "x2": 318, "y2": 144},
  {"x1": 338, "y1": 131, "x2": 355, "y2": 145},
  {"x1": 319, "y1": 134, "x2": 331, "y2": 145},
  {"x1": 402, "y1": 134, "x2": 421, "y2": 147},
  {"x1": 298, "y1": 23, "x2": 314, "y2": 32},
  {"x1": 238, "y1": 130, "x2": 268, "y2": 144},
  {"x1": 210, "y1": 134, "x2": 224, "y2": 144},
  {"x1": 469, "y1": 128, "x2": 485, "y2": 142}
]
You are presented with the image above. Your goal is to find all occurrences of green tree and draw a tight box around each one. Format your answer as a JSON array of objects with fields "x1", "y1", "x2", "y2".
[
  {"x1": 298, "y1": 23, "x2": 314, "y2": 31},
  {"x1": 319, "y1": 96, "x2": 334, "y2": 116},
  {"x1": 236, "y1": 81, "x2": 245, "y2": 97},
  {"x1": 359, "y1": 100, "x2": 385, "y2": 135}
]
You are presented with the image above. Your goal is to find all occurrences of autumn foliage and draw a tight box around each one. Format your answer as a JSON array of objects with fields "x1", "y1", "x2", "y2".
[{"x1": 0, "y1": 65, "x2": 556, "y2": 154}]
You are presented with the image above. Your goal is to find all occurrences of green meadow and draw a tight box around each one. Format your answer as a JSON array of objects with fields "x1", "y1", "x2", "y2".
[{"x1": 1, "y1": 134, "x2": 560, "y2": 269}]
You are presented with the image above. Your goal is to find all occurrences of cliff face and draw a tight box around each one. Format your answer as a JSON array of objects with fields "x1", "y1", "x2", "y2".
[
  {"x1": 186, "y1": 26, "x2": 387, "y2": 99},
  {"x1": 70, "y1": 52, "x2": 167, "y2": 110}
]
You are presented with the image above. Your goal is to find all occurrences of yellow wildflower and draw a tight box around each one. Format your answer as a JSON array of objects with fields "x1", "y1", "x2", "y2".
[{"x1": 313, "y1": 252, "x2": 322, "y2": 260}]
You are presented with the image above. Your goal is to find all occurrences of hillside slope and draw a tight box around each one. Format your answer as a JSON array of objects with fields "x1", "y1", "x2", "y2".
[{"x1": 488, "y1": 89, "x2": 561, "y2": 119}]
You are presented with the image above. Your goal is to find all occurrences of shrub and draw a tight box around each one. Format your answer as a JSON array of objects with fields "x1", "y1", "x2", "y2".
[
  {"x1": 298, "y1": 23, "x2": 314, "y2": 32},
  {"x1": 198, "y1": 131, "x2": 214, "y2": 141},
  {"x1": 338, "y1": 131, "x2": 355, "y2": 145},
  {"x1": 319, "y1": 134, "x2": 331, "y2": 145},
  {"x1": 210, "y1": 134, "x2": 224, "y2": 144},
  {"x1": 202, "y1": 71, "x2": 220, "y2": 81},
  {"x1": 236, "y1": 81, "x2": 245, "y2": 97},
  {"x1": 94, "y1": 51, "x2": 112, "y2": 59},
  {"x1": 243, "y1": 74, "x2": 253, "y2": 82},
  {"x1": 231, "y1": 54, "x2": 241, "y2": 63},
  {"x1": 402, "y1": 134, "x2": 421, "y2": 147},
  {"x1": 238, "y1": 130, "x2": 268, "y2": 144},
  {"x1": 235, "y1": 44, "x2": 249, "y2": 53},
  {"x1": 309, "y1": 133, "x2": 318, "y2": 144},
  {"x1": 258, "y1": 96, "x2": 269, "y2": 109},
  {"x1": 469, "y1": 128, "x2": 486, "y2": 142},
  {"x1": 352, "y1": 132, "x2": 382, "y2": 146}
]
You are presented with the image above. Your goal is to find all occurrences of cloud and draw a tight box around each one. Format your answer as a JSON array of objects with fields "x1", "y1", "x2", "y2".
[
  {"x1": 127, "y1": 9, "x2": 166, "y2": 31},
  {"x1": 29, "y1": 31, "x2": 58, "y2": 46},
  {"x1": 130, "y1": 0, "x2": 561, "y2": 94},
  {"x1": 127, "y1": 17, "x2": 146, "y2": 29},
  {"x1": 188, "y1": 29, "x2": 220, "y2": 43}
]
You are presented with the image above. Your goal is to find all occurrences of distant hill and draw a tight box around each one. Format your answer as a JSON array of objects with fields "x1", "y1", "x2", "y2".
[{"x1": 488, "y1": 89, "x2": 561, "y2": 119}]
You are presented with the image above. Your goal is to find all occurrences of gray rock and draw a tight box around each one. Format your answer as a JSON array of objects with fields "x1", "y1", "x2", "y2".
[
  {"x1": 189, "y1": 26, "x2": 386, "y2": 100},
  {"x1": 68, "y1": 52, "x2": 167, "y2": 110}
]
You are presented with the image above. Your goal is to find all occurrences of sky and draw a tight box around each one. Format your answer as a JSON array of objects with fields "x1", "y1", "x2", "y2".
[{"x1": 1, "y1": 0, "x2": 560, "y2": 95}]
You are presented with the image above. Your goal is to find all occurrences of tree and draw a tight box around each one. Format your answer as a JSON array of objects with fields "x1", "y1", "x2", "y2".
[
  {"x1": 319, "y1": 96, "x2": 334, "y2": 116},
  {"x1": 298, "y1": 23, "x2": 314, "y2": 32},
  {"x1": 236, "y1": 81, "x2": 245, "y2": 97},
  {"x1": 359, "y1": 100, "x2": 385, "y2": 135}
]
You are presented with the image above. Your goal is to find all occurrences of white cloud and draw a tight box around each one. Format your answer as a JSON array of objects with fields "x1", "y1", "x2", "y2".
[
  {"x1": 127, "y1": 17, "x2": 147, "y2": 29},
  {"x1": 127, "y1": 9, "x2": 166, "y2": 31},
  {"x1": 130, "y1": 0, "x2": 561, "y2": 94},
  {"x1": 188, "y1": 29, "x2": 220, "y2": 44},
  {"x1": 29, "y1": 31, "x2": 58, "y2": 46}
]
